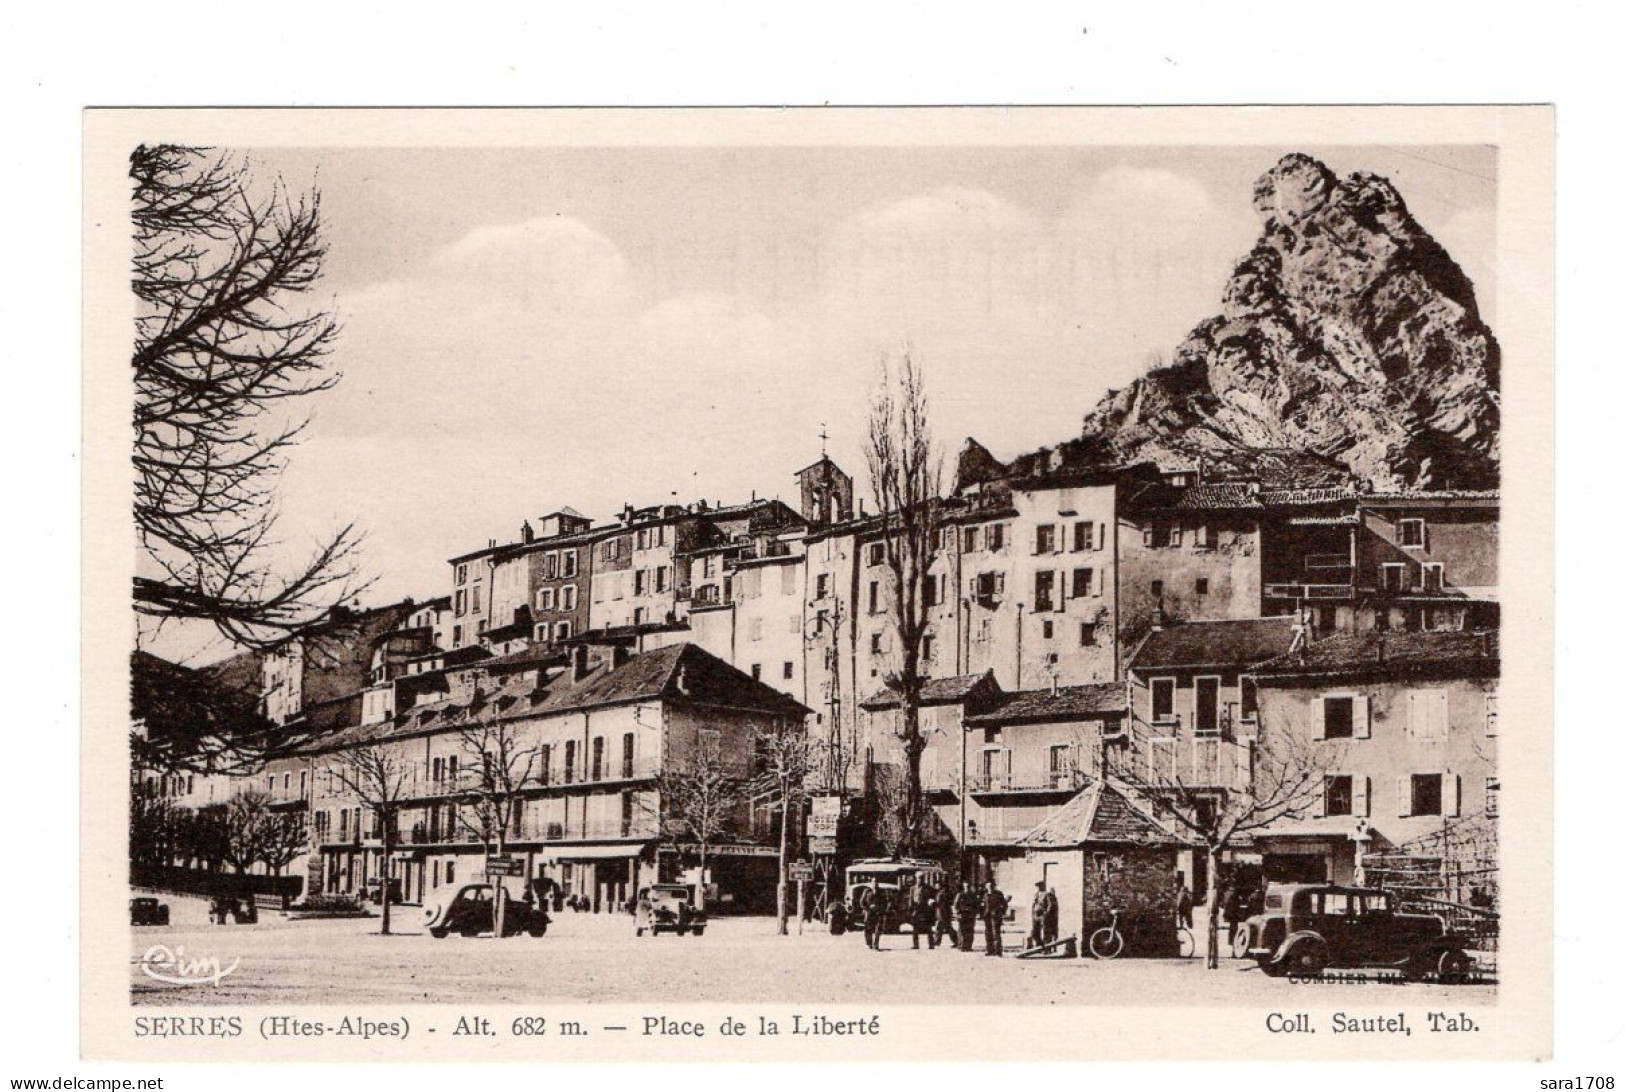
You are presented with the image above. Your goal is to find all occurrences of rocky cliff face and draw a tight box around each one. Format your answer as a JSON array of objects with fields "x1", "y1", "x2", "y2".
[{"x1": 1070, "y1": 153, "x2": 1500, "y2": 491}]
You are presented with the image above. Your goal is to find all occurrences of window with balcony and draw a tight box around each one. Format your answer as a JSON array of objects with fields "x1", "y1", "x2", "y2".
[
  {"x1": 1194, "y1": 676, "x2": 1221, "y2": 736},
  {"x1": 1150, "y1": 677, "x2": 1175, "y2": 724},
  {"x1": 1324, "y1": 774, "x2": 1354, "y2": 816},
  {"x1": 1033, "y1": 570, "x2": 1056, "y2": 612}
]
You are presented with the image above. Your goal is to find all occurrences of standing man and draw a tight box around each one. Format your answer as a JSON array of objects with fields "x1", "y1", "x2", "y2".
[
  {"x1": 1029, "y1": 881, "x2": 1049, "y2": 950},
  {"x1": 911, "y1": 885, "x2": 937, "y2": 950},
  {"x1": 982, "y1": 880, "x2": 1007, "y2": 957},
  {"x1": 1041, "y1": 884, "x2": 1060, "y2": 949},
  {"x1": 1174, "y1": 873, "x2": 1194, "y2": 930},
  {"x1": 934, "y1": 881, "x2": 957, "y2": 950},
  {"x1": 954, "y1": 884, "x2": 978, "y2": 952}
]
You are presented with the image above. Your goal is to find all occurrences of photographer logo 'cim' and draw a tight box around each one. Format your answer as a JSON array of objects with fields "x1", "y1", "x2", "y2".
[{"x1": 139, "y1": 944, "x2": 239, "y2": 987}]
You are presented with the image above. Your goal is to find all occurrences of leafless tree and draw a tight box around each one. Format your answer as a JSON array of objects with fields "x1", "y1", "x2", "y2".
[
  {"x1": 452, "y1": 717, "x2": 542, "y2": 938},
  {"x1": 260, "y1": 809, "x2": 309, "y2": 909},
  {"x1": 220, "y1": 791, "x2": 272, "y2": 877},
  {"x1": 131, "y1": 144, "x2": 367, "y2": 652},
  {"x1": 327, "y1": 744, "x2": 412, "y2": 935},
  {"x1": 657, "y1": 739, "x2": 745, "y2": 883},
  {"x1": 863, "y1": 350, "x2": 943, "y2": 856},
  {"x1": 750, "y1": 721, "x2": 815, "y2": 935},
  {"x1": 1110, "y1": 722, "x2": 1340, "y2": 968}
]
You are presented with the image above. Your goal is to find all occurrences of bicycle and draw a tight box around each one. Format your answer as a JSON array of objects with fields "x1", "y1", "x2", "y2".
[
  {"x1": 1088, "y1": 908, "x2": 1127, "y2": 959},
  {"x1": 1090, "y1": 908, "x2": 1196, "y2": 959}
]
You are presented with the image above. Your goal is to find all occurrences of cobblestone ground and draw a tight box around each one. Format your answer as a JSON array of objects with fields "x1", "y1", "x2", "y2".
[{"x1": 130, "y1": 897, "x2": 1495, "y2": 1007}]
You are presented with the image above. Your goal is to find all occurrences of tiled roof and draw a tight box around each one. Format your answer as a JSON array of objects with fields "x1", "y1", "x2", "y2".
[
  {"x1": 1256, "y1": 486, "x2": 1359, "y2": 507},
  {"x1": 1255, "y1": 628, "x2": 1498, "y2": 680},
  {"x1": 861, "y1": 671, "x2": 999, "y2": 711},
  {"x1": 963, "y1": 682, "x2": 1128, "y2": 725},
  {"x1": 1017, "y1": 780, "x2": 1188, "y2": 849},
  {"x1": 1129, "y1": 616, "x2": 1300, "y2": 672},
  {"x1": 539, "y1": 643, "x2": 810, "y2": 719}
]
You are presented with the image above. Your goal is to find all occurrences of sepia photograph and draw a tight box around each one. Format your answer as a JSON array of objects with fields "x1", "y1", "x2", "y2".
[{"x1": 77, "y1": 105, "x2": 1554, "y2": 1062}]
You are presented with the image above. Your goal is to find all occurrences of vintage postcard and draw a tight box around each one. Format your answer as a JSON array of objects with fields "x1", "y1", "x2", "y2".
[{"x1": 81, "y1": 106, "x2": 1554, "y2": 1061}]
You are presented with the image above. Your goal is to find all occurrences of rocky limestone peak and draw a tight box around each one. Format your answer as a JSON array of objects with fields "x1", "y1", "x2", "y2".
[{"x1": 1071, "y1": 153, "x2": 1500, "y2": 491}]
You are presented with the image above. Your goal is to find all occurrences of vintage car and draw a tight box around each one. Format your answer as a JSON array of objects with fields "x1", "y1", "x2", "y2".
[
  {"x1": 130, "y1": 897, "x2": 170, "y2": 927},
  {"x1": 636, "y1": 884, "x2": 707, "y2": 937},
  {"x1": 1240, "y1": 883, "x2": 1474, "y2": 980},
  {"x1": 842, "y1": 859, "x2": 947, "y2": 937},
  {"x1": 424, "y1": 883, "x2": 551, "y2": 939}
]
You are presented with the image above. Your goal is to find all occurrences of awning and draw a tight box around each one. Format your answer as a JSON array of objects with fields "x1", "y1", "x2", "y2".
[
  {"x1": 1251, "y1": 817, "x2": 1373, "y2": 842},
  {"x1": 537, "y1": 843, "x2": 648, "y2": 862}
]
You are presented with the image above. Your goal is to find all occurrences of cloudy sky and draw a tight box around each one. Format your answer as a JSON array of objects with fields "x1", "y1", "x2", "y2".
[{"x1": 150, "y1": 143, "x2": 1497, "y2": 664}]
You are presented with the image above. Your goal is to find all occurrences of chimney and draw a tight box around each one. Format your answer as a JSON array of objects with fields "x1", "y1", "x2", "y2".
[
  {"x1": 521, "y1": 520, "x2": 534, "y2": 544},
  {"x1": 571, "y1": 644, "x2": 591, "y2": 682}
]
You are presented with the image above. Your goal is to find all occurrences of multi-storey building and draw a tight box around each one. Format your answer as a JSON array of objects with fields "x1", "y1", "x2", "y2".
[
  {"x1": 484, "y1": 509, "x2": 595, "y2": 652},
  {"x1": 1249, "y1": 628, "x2": 1498, "y2": 892},
  {"x1": 260, "y1": 600, "x2": 418, "y2": 726},
  {"x1": 860, "y1": 673, "x2": 1185, "y2": 944},
  {"x1": 1260, "y1": 488, "x2": 1499, "y2": 636},
  {"x1": 300, "y1": 641, "x2": 810, "y2": 912}
]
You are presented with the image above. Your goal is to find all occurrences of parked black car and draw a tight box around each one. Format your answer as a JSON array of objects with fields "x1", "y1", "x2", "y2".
[
  {"x1": 1240, "y1": 883, "x2": 1474, "y2": 980},
  {"x1": 425, "y1": 883, "x2": 550, "y2": 939},
  {"x1": 130, "y1": 897, "x2": 169, "y2": 926}
]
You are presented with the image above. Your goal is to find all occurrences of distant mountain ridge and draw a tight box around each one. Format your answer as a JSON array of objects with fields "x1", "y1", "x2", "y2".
[{"x1": 1000, "y1": 153, "x2": 1501, "y2": 492}]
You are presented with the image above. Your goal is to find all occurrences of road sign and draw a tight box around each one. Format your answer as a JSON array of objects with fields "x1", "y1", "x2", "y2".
[
  {"x1": 484, "y1": 856, "x2": 524, "y2": 876},
  {"x1": 788, "y1": 861, "x2": 815, "y2": 882}
]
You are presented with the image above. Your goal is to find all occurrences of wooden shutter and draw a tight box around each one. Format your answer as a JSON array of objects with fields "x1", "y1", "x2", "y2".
[
  {"x1": 1093, "y1": 567, "x2": 1104, "y2": 597},
  {"x1": 1353, "y1": 695, "x2": 1371, "y2": 739},
  {"x1": 1096, "y1": 522, "x2": 1107, "y2": 550},
  {"x1": 1446, "y1": 773, "x2": 1461, "y2": 817},
  {"x1": 1312, "y1": 777, "x2": 1327, "y2": 817},
  {"x1": 1143, "y1": 526, "x2": 1154, "y2": 546},
  {"x1": 1396, "y1": 776, "x2": 1412, "y2": 817},
  {"x1": 1354, "y1": 776, "x2": 1371, "y2": 817},
  {"x1": 1311, "y1": 697, "x2": 1326, "y2": 741}
]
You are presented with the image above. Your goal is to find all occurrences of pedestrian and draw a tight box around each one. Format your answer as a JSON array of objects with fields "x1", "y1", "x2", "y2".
[
  {"x1": 954, "y1": 885, "x2": 978, "y2": 952},
  {"x1": 981, "y1": 881, "x2": 1007, "y2": 957},
  {"x1": 1029, "y1": 882, "x2": 1049, "y2": 949},
  {"x1": 1175, "y1": 873, "x2": 1194, "y2": 930},
  {"x1": 1041, "y1": 884, "x2": 1060, "y2": 949},
  {"x1": 911, "y1": 886, "x2": 937, "y2": 949},
  {"x1": 1222, "y1": 883, "x2": 1243, "y2": 945},
  {"x1": 864, "y1": 888, "x2": 888, "y2": 950},
  {"x1": 934, "y1": 882, "x2": 957, "y2": 949}
]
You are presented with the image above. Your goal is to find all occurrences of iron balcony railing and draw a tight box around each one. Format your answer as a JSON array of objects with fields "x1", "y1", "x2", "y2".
[{"x1": 966, "y1": 767, "x2": 1089, "y2": 794}]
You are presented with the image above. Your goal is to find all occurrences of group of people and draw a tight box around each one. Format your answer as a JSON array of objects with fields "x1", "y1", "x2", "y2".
[{"x1": 838, "y1": 879, "x2": 1056, "y2": 956}]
